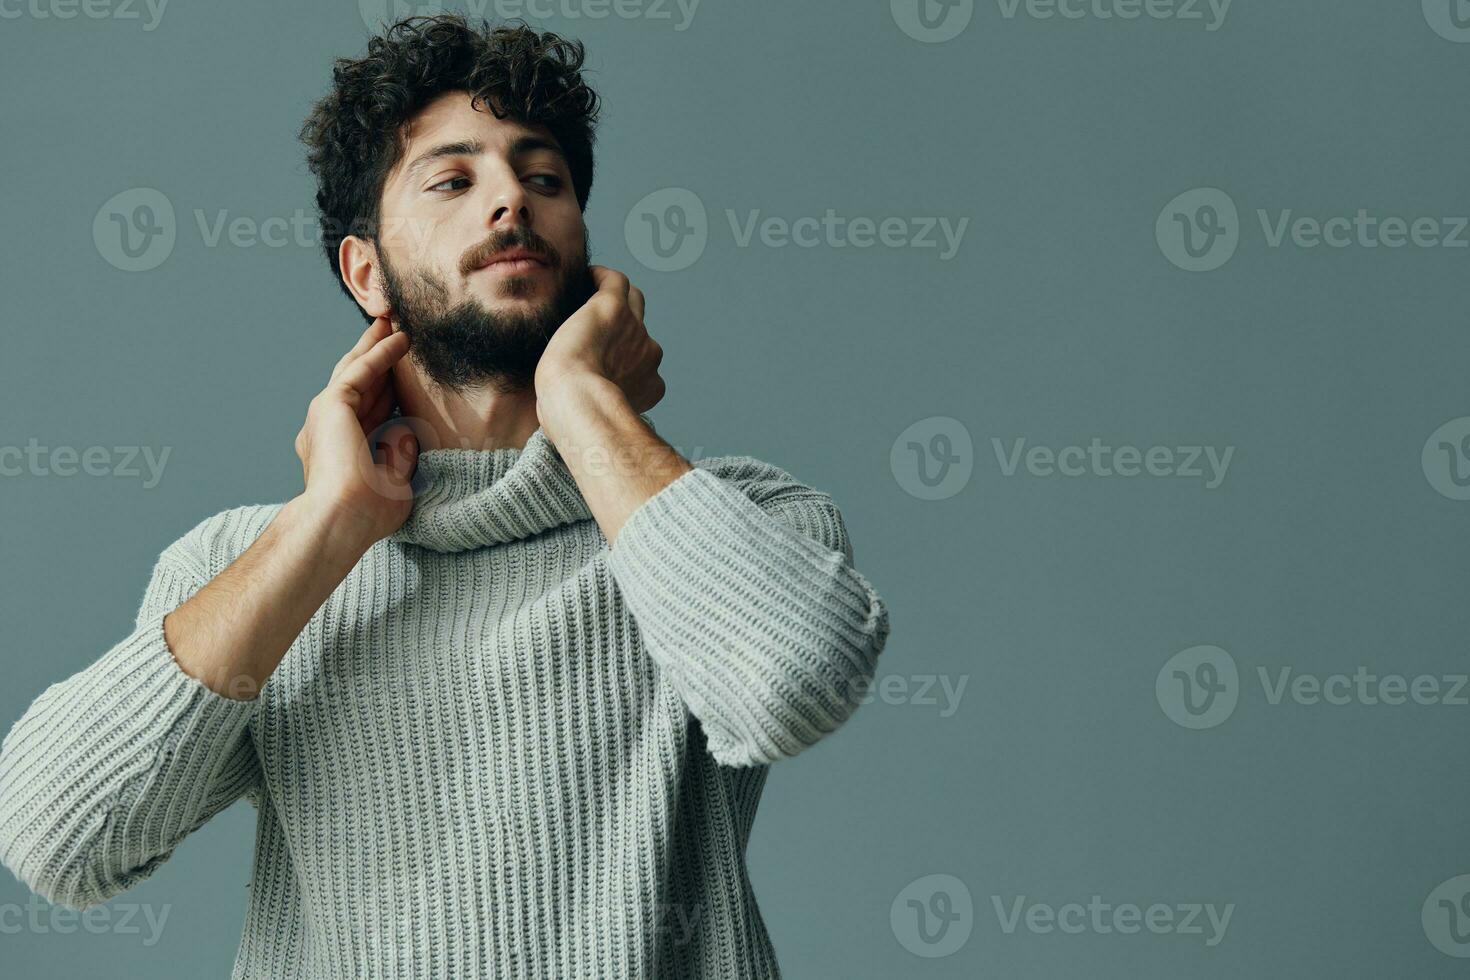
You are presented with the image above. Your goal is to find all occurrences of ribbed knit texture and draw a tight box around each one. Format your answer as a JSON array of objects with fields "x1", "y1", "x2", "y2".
[{"x1": 0, "y1": 418, "x2": 891, "y2": 979}]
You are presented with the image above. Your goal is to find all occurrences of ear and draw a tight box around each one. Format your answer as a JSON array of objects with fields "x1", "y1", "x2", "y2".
[{"x1": 340, "y1": 234, "x2": 391, "y2": 319}]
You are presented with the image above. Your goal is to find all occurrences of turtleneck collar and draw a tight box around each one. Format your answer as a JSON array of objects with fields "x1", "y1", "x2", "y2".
[{"x1": 387, "y1": 413, "x2": 657, "y2": 553}]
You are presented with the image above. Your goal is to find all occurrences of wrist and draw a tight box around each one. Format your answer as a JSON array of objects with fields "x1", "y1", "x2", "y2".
[
  {"x1": 535, "y1": 371, "x2": 625, "y2": 440},
  {"x1": 281, "y1": 492, "x2": 383, "y2": 561}
]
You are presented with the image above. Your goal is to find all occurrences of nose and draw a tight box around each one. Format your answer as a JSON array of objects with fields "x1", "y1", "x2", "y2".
[{"x1": 484, "y1": 167, "x2": 532, "y2": 231}]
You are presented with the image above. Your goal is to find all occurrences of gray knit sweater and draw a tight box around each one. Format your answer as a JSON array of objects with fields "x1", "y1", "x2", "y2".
[{"x1": 0, "y1": 420, "x2": 891, "y2": 978}]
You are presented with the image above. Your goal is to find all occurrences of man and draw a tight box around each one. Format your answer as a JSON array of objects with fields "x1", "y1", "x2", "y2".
[{"x1": 0, "y1": 15, "x2": 890, "y2": 979}]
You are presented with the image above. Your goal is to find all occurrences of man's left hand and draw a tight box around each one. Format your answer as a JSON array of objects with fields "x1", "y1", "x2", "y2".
[{"x1": 535, "y1": 265, "x2": 665, "y2": 426}]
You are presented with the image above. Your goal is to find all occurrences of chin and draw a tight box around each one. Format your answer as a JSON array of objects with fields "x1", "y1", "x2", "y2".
[{"x1": 482, "y1": 279, "x2": 551, "y2": 304}]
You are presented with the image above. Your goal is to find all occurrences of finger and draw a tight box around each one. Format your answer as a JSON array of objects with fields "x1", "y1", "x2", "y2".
[
  {"x1": 588, "y1": 265, "x2": 629, "y2": 298},
  {"x1": 335, "y1": 331, "x2": 410, "y2": 400},
  {"x1": 332, "y1": 316, "x2": 393, "y2": 383},
  {"x1": 344, "y1": 315, "x2": 392, "y2": 363},
  {"x1": 347, "y1": 340, "x2": 398, "y2": 420},
  {"x1": 361, "y1": 377, "x2": 395, "y2": 429},
  {"x1": 627, "y1": 284, "x2": 644, "y2": 323}
]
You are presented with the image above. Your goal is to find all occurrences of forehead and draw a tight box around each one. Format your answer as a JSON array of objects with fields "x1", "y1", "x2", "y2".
[{"x1": 388, "y1": 90, "x2": 563, "y2": 187}]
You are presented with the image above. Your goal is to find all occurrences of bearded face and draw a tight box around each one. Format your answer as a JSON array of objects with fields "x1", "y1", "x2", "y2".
[{"x1": 377, "y1": 223, "x2": 595, "y2": 394}]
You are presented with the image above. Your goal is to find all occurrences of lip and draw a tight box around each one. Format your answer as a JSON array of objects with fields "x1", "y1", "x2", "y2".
[{"x1": 475, "y1": 249, "x2": 548, "y2": 273}]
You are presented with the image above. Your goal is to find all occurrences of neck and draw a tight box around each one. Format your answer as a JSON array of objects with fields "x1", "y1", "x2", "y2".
[{"x1": 391, "y1": 357, "x2": 542, "y2": 452}]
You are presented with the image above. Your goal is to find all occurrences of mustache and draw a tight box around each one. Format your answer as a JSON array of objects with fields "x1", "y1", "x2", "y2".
[{"x1": 460, "y1": 228, "x2": 561, "y2": 276}]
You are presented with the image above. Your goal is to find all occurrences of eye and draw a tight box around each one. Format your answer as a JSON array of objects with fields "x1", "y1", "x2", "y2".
[
  {"x1": 526, "y1": 173, "x2": 564, "y2": 192},
  {"x1": 428, "y1": 176, "x2": 470, "y2": 193}
]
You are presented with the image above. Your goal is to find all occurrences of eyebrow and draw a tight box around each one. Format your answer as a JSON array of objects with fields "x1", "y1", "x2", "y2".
[{"x1": 401, "y1": 134, "x2": 568, "y2": 186}]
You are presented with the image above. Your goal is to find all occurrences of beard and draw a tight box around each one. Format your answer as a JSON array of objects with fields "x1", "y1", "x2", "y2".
[{"x1": 376, "y1": 226, "x2": 595, "y2": 394}]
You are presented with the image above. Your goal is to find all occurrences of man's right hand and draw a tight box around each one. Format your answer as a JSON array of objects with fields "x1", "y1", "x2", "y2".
[{"x1": 293, "y1": 316, "x2": 418, "y2": 545}]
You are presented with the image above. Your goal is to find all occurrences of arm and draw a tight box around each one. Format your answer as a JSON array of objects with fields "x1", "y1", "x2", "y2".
[
  {"x1": 0, "y1": 316, "x2": 418, "y2": 909},
  {"x1": 0, "y1": 501, "x2": 383, "y2": 911},
  {"x1": 601, "y1": 457, "x2": 891, "y2": 767},
  {"x1": 540, "y1": 374, "x2": 890, "y2": 767},
  {"x1": 161, "y1": 496, "x2": 380, "y2": 699},
  {"x1": 0, "y1": 516, "x2": 261, "y2": 911},
  {"x1": 533, "y1": 267, "x2": 891, "y2": 767},
  {"x1": 164, "y1": 313, "x2": 416, "y2": 698},
  {"x1": 536, "y1": 373, "x2": 691, "y2": 544}
]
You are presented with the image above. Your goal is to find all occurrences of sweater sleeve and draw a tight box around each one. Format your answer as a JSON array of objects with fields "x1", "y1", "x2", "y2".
[
  {"x1": 0, "y1": 516, "x2": 262, "y2": 911},
  {"x1": 606, "y1": 465, "x2": 891, "y2": 767}
]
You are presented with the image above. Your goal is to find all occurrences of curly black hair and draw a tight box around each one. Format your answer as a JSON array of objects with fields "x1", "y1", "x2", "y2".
[{"x1": 299, "y1": 14, "x2": 600, "y2": 319}]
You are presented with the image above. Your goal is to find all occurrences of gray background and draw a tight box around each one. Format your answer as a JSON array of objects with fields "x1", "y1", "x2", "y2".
[{"x1": 2, "y1": 0, "x2": 1468, "y2": 976}]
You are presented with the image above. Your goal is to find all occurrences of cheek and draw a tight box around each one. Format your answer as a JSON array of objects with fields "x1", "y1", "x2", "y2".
[
  {"x1": 421, "y1": 237, "x2": 471, "y2": 286},
  {"x1": 541, "y1": 208, "x2": 586, "y2": 261}
]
